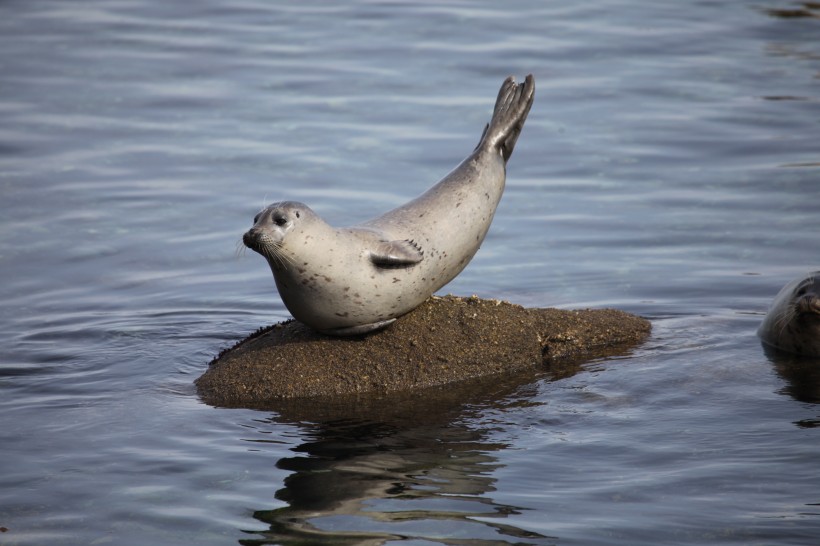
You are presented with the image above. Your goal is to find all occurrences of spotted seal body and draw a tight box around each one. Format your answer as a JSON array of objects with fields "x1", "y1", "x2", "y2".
[
  {"x1": 758, "y1": 271, "x2": 820, "y2": 356},
  {"x1": 243, "y1": 75, "x2": 535, "y2": 335}
]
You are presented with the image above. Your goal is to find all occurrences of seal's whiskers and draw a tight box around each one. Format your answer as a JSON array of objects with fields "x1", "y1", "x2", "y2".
[
  {"x1": 235, "y1": 239, "x2": 247, "y2": 259},
  {"x1": 264, "y1": 244, "x2": 296, "y2": 270}
]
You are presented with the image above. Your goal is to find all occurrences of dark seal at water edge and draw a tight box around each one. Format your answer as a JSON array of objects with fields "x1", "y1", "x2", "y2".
[
  {"x1": 758, "y1": 271, "x2": 820, "y2": 357},
  {"x1": 196, "y1": 295, "x2": 651, "y2": 408}
]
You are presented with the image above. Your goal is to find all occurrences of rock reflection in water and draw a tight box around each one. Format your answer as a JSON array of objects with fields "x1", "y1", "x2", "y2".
[{"x1": 238, "y1": 378, "x2": 558, "y2": 545}]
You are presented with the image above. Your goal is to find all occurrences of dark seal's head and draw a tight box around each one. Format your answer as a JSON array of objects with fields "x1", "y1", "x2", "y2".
[
  {"x1": 243, "y1": 201, "x2": 317, "y2": 267},
  {"x1": 758, "y1": 271, "x2": 820, "y2": 357}
]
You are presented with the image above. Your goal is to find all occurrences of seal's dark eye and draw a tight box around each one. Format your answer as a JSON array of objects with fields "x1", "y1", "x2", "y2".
[
  {"x1": 274, "y1": 216, "x2": 288, "y2": 227},
  {"x1": 253, "y1": 213, "x2": 261, "y2": 224}
]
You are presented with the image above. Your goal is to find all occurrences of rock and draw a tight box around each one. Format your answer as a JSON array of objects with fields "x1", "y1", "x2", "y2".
[{"x1": 196, "y1": 295, "x2": 651, "y2": 408}]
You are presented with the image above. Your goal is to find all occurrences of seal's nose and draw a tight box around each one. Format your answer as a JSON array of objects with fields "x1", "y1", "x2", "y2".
[
  {"x1": 797, "y1": 294, "x2": 820, "y2": 314},
  {"x1": 243, "y1": 229, "x2": 258, "y2": 250}
]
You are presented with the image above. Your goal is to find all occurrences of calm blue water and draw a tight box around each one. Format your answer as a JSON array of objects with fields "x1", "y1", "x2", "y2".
[{"x1": 1, "y1": 0, "x2": 819, "y2": 544}]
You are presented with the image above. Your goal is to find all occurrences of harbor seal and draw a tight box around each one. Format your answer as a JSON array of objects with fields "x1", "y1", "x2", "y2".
[
  {"x1": 243, "y1": 75, "x2": 535, "y2": 335},
  {"x1": 758, "y1": 271, "x2": 820, "y2": 356}
]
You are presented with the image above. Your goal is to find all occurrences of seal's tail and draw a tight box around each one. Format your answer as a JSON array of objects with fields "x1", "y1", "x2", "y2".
[{"x1": 477, "y1": 74, "x2": 535, "y2": 162}]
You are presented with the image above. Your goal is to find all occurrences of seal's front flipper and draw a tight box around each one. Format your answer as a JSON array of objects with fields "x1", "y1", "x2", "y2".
[{"x1": 369, "y1": 239, "x2": 424, "y2": 268}]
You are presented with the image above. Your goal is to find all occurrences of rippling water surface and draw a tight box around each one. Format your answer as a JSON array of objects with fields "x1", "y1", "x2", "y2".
[{"x1": 2, "y1": 1, "x2": 819, "y2": 544}]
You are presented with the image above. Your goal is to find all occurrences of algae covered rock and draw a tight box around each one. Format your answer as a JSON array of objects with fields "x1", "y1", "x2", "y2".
[{"x1": 196, "y1": 295, "x2": 650, "y2": 407}]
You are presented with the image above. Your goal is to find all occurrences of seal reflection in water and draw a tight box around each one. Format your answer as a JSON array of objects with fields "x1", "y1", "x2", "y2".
[
  {"x1": 758, "y1": 271, "x2": 820, "y2": 356},
  {"x1": 243, "y1": 75, "x2": 535, "y2": 335}
]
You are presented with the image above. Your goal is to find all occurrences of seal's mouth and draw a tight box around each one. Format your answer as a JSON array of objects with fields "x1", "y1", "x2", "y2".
[
  {"x1": 243, "y1": 229, "x2": 280, "y2": 258},
  {"x1": 243, "y1": 228, "x2": 290, "y2": 270}
]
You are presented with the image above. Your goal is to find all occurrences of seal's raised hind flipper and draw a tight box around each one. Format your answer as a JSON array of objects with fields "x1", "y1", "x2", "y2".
[
  {"x1": 478, "y1": 74, "x2": 535, "y2": 162},
  {"x1": 369, "y1": 239, "x2": 424, "y2": 268}
]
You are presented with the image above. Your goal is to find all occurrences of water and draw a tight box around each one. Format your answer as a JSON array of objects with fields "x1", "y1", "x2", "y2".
[{"x1": 1, "y1": 0, "x2": 819, "y2": 544}]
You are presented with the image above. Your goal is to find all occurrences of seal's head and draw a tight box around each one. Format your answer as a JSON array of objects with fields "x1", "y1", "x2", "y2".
[
  {"x1": 759, "y1": 271, "x2": 820, "y2": 357},
  {"x1": 243, "y1": 201, "x2": 317, "y2": 268}
]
